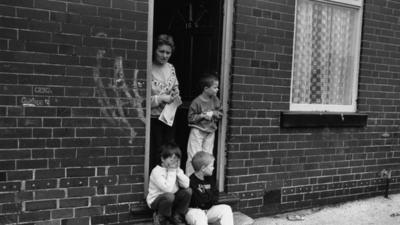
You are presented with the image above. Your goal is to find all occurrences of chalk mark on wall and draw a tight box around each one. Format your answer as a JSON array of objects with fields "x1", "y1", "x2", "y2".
[
  {"x1": 93, "y1": 49, "x2": 145, "y2": 144},
  {"x1": 20, "y1": 86, "x2": 53, "y2": 107},
  {"x1": 21, "y1": 96, "x2": 51, "y2": 107}
]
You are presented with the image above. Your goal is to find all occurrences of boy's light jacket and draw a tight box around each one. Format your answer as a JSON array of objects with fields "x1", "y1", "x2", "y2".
[{"x1": 146, "y1": 165, "x2": 189, "y2": 207}]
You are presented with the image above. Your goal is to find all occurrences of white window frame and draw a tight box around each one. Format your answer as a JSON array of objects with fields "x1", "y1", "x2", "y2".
[{"x1": 290, "y1": 0, "x2": 364, "y2": 112}]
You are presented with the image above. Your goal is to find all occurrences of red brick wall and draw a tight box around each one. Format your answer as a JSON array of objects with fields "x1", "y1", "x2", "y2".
[
  {"x1": 228, "y1": 0, "x2": 400, "y2": 217},
  {"x1": 0, "y1": 0, "x2": 148, "y2": 224}
]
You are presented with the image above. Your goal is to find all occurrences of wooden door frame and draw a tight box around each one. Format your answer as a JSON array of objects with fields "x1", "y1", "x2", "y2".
[{"x1": 144, "y1": 0, "x2": 233, "y2": 194}]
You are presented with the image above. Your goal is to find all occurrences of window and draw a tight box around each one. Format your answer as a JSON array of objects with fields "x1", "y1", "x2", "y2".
[{"x1": 290, "y1": 0, "x2": 363, "y2": 112}]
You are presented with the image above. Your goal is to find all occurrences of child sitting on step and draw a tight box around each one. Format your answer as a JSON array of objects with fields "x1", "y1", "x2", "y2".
[
  {"x1": 185, "y1": 151, "x2": 233, "y2": 225},
  {"x1": 147, "y1": 143, "x2": 192, "y2": 225}
]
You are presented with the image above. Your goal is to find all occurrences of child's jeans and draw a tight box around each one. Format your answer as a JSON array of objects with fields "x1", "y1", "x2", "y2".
[
  {"x1": 185, "y1": 204, "x2": 233, "y2": 225},
  {"x1": 186, "y1": 128, "x2": 215, "y2": 176},
  {"x1": 150, "y1": 188, "x2": 192, "y2": 217}
]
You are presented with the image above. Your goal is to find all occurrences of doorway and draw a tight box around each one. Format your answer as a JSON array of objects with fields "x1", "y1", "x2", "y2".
[
  {"x1": 145, "y1": 0, "x2": 232, "y2": 193},
  {"x1": 154, "y1": 0, "x2": 223, "y2": 170},
  {"x1": 153, "y1": 0, "x2": 223, "y2": 163}
]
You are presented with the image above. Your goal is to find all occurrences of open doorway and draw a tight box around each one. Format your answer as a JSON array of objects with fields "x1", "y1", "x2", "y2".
[
  {"x1": 152, "y1": 0, "x2": 223, "y2": 176},
  {"x1": 145, "y1": 0, "x2": 232, "y2": 193}
]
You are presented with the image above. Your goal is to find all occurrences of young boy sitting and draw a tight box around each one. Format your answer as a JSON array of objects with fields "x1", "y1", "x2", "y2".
[
  {"x1": 146, "y1": 143, "x2": 192, "y2": 225},
  {"x1": 185, "y1": 151, "x2": 233, "y2": 225}
]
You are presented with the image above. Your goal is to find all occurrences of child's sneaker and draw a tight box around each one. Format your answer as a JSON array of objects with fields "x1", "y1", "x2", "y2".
[
  {"x1": 169, "y1": 213, "x2": 186, "y2": 225},
  {"x1": 153, "y1": 212, "x2": 169, "y2": 225}
]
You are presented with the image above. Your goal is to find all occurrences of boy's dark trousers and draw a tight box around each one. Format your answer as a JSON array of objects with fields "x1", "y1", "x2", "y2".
[{"x1": 150, "y1": 188, "x2": 192, "y2": 217}]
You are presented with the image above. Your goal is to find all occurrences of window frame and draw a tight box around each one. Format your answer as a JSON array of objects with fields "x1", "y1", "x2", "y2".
[{"x1": 290, "y1": 0, "x2": 364, "y2": 113}]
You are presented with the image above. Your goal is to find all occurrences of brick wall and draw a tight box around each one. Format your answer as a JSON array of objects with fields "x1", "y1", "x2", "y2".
[
  {"x1": 1, "y1": 0, "x2": 400, "y2": 223},
  {"x1": 0, "y1": 0, "x2": 148, "y2": 224},
  {"x1": 228, "y1": 0, "x2": 400, "y2": 217}
]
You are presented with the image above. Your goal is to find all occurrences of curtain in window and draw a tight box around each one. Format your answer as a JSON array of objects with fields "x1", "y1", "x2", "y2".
[{"x1": 292, "y1": 0, "x2": 356, "y2": 106}]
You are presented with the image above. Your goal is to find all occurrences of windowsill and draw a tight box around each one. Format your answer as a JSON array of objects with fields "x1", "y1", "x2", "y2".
[{"x1": 280, "y1": 111, "x2": 368, "y2": 128}]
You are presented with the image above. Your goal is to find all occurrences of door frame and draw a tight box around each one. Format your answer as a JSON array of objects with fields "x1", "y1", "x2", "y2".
[{"x1": 144, "y1": 0, "x2": 233, "y2": 194}]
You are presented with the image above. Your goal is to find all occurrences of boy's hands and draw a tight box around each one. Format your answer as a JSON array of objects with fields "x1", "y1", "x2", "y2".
[
  {"x1": 213, "y1": 111, "x2": 223, "y2": 119},
  {"x1": 202, "y1": 111, "x2": 213, "y2": 121},
  {"x1": 163, "y1": 158, "x2": 179, "y2": 170},
  {"x1": 169, "y1": 160, "x2": 179, "y2": 169},
  {"x1": 201, "y1": 111, "x2": 222, "y2": 120}
]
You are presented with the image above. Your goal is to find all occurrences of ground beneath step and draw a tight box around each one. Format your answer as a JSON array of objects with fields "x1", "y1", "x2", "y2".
[{"x1": 254, "y1": 193, "x2": 400, "y2": 225}]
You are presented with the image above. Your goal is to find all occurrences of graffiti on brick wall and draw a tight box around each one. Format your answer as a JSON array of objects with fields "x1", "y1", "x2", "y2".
[
  {"x1": 21, "y1": 96, "x2": 50, "y2": 107},
  {"x1": 21, "y1": 86, "x2": 53, "y2": 107},
  {"x1": 93, "y1": 49, "x2": 145, "y2": 143}
]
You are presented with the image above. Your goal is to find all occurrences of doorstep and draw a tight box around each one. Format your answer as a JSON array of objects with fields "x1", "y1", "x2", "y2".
[
  {"x1": 134, "y1": 211, "x2": 254, "y2": 225},
  {"x1": 131, "y1": 192, "x2": 250, "y2": 224}
]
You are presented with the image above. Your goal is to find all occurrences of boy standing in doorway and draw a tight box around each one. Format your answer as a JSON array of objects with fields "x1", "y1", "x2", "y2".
[{"x1": 185, "y1": 74, "x2": 223, "y2": 176}]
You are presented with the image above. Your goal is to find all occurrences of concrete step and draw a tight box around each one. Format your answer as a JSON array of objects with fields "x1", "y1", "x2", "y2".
[
  {"x1": 134, "y1": 211, "x2": 254, "y2": 225},
  {"x1": 130, "y1": 193, "x2": 253, "y2": 224},
  {"x1": 130, "y1": 192, "x2": 241, "y2": 222}
]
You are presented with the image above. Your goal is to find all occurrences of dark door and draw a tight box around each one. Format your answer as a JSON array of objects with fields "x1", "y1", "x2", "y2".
[{"x1": 153, "y1": 0, "x2": 224, "y2": 168}]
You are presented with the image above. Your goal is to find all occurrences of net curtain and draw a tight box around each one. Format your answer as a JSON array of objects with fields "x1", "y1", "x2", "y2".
[{"x1": 292, "y1": 0, "x2": 356, "y2": 106}]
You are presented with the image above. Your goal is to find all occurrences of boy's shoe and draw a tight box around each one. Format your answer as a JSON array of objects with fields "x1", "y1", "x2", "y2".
[
  {"x1": 169, "y1": 213, "x2": 186, "y2": 225},
  {"x1": 153, "y1": 212, "x2": 170, "y2": 225},
  {"x1": 153, "y1": 212, "x2": 160, "y2": 225}
]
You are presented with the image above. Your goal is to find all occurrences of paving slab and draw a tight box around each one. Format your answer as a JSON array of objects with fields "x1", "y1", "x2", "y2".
[{"x1": 254, "y1": 193, "x2": 400, "y2": 225}]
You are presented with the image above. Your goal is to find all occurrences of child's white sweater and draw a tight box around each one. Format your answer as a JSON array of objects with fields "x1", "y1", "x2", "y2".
[{"x1": 146, "y1": 165, "x2": 190, "y2": 207}]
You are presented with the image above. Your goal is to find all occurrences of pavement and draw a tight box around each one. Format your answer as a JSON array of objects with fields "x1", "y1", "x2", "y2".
[
  {"x1": 253, "y1": 193, "x2": 400, "y2": 225},
  {"x1": 136, "y1": 193, "x2": 400, "y2": 225}
]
